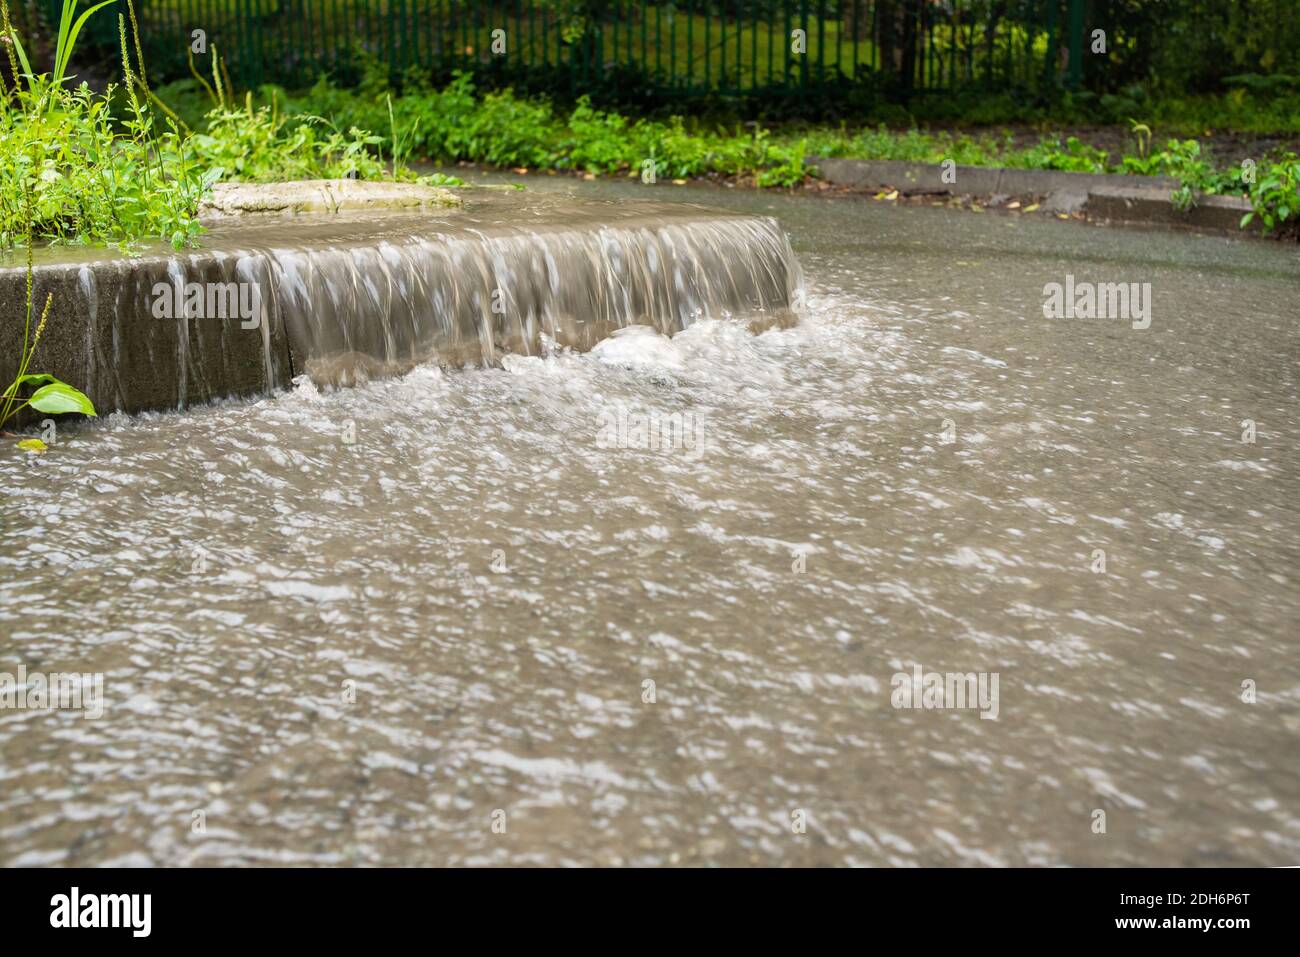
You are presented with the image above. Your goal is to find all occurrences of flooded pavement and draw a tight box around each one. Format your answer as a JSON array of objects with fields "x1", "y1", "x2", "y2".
[{"x1": 1, "y1": 178, "x2": 1297, "y2": 866}]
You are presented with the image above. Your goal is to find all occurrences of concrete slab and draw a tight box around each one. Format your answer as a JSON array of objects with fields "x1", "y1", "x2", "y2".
[
  {"x1": 0, "y1": 250, "x2": 295, "y2": 424},
  {"x1": 812, "y1": 156, "x2": 1178, "y2": 198},
  {"x1": 199, "y1": 179, "x2": 461, "y2": 220},
  {"x1": 1043, "y1": 190, "x2": 1090, "y2": 215},
  {"x1": 1086, "y1": 185, "x2": 1260, "y2": 233},
  {"x1": 809, "y1": 156, "x2": 1259, "y2": 236},
  {"x1": 2, "y1": 191, "x2": 799, "y2": 420}
]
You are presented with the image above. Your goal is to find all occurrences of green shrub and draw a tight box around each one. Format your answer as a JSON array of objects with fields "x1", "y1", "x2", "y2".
[
  {"x1": 1242, "y1": 153, "x2": 1300, "y2": 233},
  {"x1": 222, "y1": 71, "x2": 1300, "y2": 237},
  {"x1": 561, "y1": 96, "x2": 637, "y2": 173},
  {"x1": 650, "y1": 116, "x2": 718, "y2": 178},
  {"x1": 1012, "y1": 136, "x2": 1109, "y2": 173},
  {"x1": 755, "y1": 140, "x2": 812, "y2": 188},
  {"x1": 458, "y1": 88, "x2": 562, "y2": 169},
  {"x1": 189, "y1": 91, "x2": 390, "y2": 183},
  {"x1": 0, "y1": 0, "x2": 208, "y2": 249}
]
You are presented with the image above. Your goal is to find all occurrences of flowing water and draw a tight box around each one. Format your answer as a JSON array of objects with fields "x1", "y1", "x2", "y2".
[
  {"x1": 0, "y1": 192, "x2": 798, "y2": 413},
  {"x1": 1, "y1": 179, "x2": 1297, "y2": 866},
  {"x1": 259, "y1": 193, "x2": 799, "y2": 382}
]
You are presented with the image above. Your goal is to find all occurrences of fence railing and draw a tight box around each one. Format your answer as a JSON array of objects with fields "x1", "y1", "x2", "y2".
[{"x1": 58, "y1": 0, "x2": 1091, "y2": 98}]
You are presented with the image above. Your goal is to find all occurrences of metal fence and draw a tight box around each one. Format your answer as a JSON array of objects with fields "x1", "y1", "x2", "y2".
[{"x1": 57, "y1": 0, "x2": 1092, "y2": 97}]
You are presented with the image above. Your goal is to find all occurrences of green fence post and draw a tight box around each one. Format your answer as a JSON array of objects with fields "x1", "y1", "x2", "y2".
[
  {"x1": 670, "y1": 2, "x2": 677, "y2": 92},
  {"x1": 240, "y1": 0, "x2": 253, "y2": 89},
  {"x1": 1043, "y1": 0, "x2": 1057, "y2": 90},
  {"x1": 1067, "y1": 0, "x2": 1084, "y2": 88},
  {"x1": 799, "y1": 0, "x2": 807, "y2": 102},
  {"x1": 702, "y1": 0, "x2": 712, "y2": 90},
  {"x1": 816, "y1": 0, "x2": 824, "y2": 85},
  {"x1": 567, "y1": 5, "x2": 575, "y2": 99},
  {"x1": 759, "y1": 0, "x2": 769, "y2": 87},
  {"x1": 719, "y1": 4, "x2": 725, "y2": 92},
  {"x1": 782, "y1": 0, "x2": 790, "y2": 90},
  {"x1": 386, "y1": 0, "x2": 396, "y2": 80},
  {"x1": 686, "y1": 2, "x2": 693, "y2": 92}
]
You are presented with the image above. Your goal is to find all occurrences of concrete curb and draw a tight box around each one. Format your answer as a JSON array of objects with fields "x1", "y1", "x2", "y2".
[
  {"x1": 2, "y1": 194, "x2": 800, "y2": 421},
  {"x1": 1085, "y1": 185, "x2": 1258, "y2": 233},
  {"x1": 809, "y1": 157, "x2": 1259, "y2": 235},
  {"x1": 811, "y1": 157, "x2": 1179, "y2": 196},
  {"x1": 198, "y1": 180, "x2": 462, "y2": 220},
  {"x1": 0, "y1": 251, "x2": 294, "y2": 423}
]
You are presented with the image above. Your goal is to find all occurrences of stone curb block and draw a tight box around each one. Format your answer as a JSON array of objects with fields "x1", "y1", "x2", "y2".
[
  {"x1": 0, "y1": 252, "x2": 295, "y2": 424},
  {"x1": 809, "y1": 156, "x2": 1262, "y2": 234},
  {"x1": 810, "y1": 157, "x2": 1179, "y2": 197},
  {"x1": 199, "y1": 179, "x2": 462, "y2": 221},
  {"x1": 1085, "y1": 186, "x2": 1261, "y2": 233}
]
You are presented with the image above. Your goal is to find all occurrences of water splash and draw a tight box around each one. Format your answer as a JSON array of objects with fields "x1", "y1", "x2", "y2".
[
  {"x1": 2, "y1": 193, "x2": 800, "y2": 415},
  {"x1": 256, "y1": 195, "x2": 802, "y2": 386}
]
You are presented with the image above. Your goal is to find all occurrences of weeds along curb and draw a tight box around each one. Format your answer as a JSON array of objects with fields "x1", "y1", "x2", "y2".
[{"x1": 809, "y1": 157, "x2": 1266, "y2": 236}]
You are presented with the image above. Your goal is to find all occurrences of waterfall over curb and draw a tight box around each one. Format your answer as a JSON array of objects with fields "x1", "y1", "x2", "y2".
[{"x1": 0, "y1": 192, "x2": 802, "y2": 415}]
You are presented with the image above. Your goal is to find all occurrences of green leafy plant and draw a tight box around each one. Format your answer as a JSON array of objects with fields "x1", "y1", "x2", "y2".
[
  {"x1": 186, "y1": 52, "x2": 463, "y2": 187},
  {"x1": 1129, "y1": 121, "x2": 1152, "y2": 164},
  {"x1": 0, "y1": 0, "x2": 208, "y2": 249},
  {"x1": 562, "y1": 96, "x2": 635, "y2": 174},
  {"x1": 756, "y1": 139, "x2": 813, "y2": 188},
  {"x1": 1241, "y1": 153, "x2": 1300, "y2": 234},
  {"x1": 226, "y1": 69, "x2": 1300, "y2": 237},
  {"x1": 1016, "y1": 136, "x2": 1109, "y2": 174},
  {"x1": 290, "y1": 74, "x2": 823, "y2": 189},
  {"x1": 193, "y1": 92, "x2": 391, "y2": 182},
  {"x1": 1, "y1": 221, "x2": 96, "y2": 448},
  {"x1": 1118, "y1": 137, "x2": 1233, "y2": 211}
]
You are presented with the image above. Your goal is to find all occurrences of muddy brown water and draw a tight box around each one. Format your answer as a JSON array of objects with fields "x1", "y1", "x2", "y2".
[{"x1": 1, "y1": 178, "x2": 1297, "y2": 866}]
